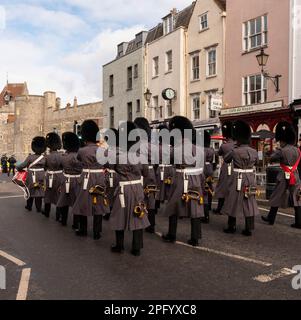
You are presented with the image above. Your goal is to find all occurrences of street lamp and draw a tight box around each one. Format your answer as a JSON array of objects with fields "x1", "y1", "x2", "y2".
[
  {"x1": 144, "y1": 89, "x2": 152, "y2": 105},
  {"x1": 256, "y1": 48, "x2": 282, "y2": 93}
]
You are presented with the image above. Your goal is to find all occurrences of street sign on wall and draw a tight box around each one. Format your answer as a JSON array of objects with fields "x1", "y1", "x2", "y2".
[{"x1": 211, "y1": 94, "x2": 223, "y2": 111}]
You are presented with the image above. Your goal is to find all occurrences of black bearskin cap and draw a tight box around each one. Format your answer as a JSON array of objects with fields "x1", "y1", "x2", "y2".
[
  {"x1": 275, "y1": 122, "x2": 296, "y2": 145},
  {"x1": 169, "y1": 116, "x2": 194, "y2": 133},
  {"x1": 233, "y1": 121, "x2": 251, "y2": 145},
  {"x1": 81, "y1": 120, "x2": 99, "y2": 143},
  {"x1": 204, "y1": 130, "x2": 211, "y2": 148},
  {"x1": 134, "y1": 117, "x2": 151, "y2": 139},
  {"x1": 46, "y1": 132, "x2": 62, "y2": 151},
  {"x1": 118, "y1": 121, "x2": 138, "y2": 151},
  {"x1": 62, "y1": 132, "x2": 80, "y2": 153},
  {"x1": 104, "y1": 128, "x2": 119, "y2": 147},
  {"x1": 31, "y1": 136, "x2": 46, "y2": 155},
  {"x1": 222, "y1": 121, "x2": 233, "y2": 139}
]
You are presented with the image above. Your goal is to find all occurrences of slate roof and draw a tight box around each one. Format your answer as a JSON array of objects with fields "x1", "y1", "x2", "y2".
[{"x1": 0, "y1": 83, "x2": 28, "y2": 107}]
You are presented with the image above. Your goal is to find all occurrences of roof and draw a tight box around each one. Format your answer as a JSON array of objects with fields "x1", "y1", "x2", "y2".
[
  {"x1": 145, "y1": 24, "x2": 164, "y2": 44},
  {"x1": 0, "y1": 83, "x2": 28, "y2": 107}
]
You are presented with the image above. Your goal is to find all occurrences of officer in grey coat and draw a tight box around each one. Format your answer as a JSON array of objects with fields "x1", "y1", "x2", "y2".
[
  {"x1": 43, "y1": 132, "x2": 64, "y2": 220},
  {"x1": 57, "y1": 132, "x2": 83, "y2": 227},
  {"x1": 262, "y1": 122, "x2": 301, "y2": 229},
  {"x1": 71, "y1": 120, "x2": 110, "y2": 240},
  {"x1": 214, "y1": 121, "x2": 235, "y2": 215},
  {"x1": 17, "y1": 137, "x2": 47, "y2": 212},
  {"x1": 162, "y1": 116, "x2": 204, "y2": 247},
  {"x1": 222, "y1": 121, "x2": 259, "y2": 236},
  {"x1": 110, "y1": 121, "x2": 150, "y2": 257}
]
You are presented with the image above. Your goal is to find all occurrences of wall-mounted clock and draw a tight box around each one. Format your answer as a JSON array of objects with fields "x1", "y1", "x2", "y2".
[{"x1": 162, "y1": 88, "x2": 176, "y2": 101}]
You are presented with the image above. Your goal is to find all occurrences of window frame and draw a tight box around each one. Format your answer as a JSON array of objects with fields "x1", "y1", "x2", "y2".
[
  {"x1": 110, "y1": 107, "x2": 114, "y2": 128},
  {"x1": 109, "y1": 74, "x2": 114, "y2": 97},
  {"x1": 192, "y1": 94, "x2": 201, "y2": 121},
  {"x1": 242, "y1": 74, "x2": 267, "y2": 106},
  {"x1": 127, "y1": 102, "x2": 133, "y2": 121},
  {"x1": 207, "y1": 47, "x2": 217, "y2": 77},
  {"x1": 199, "y1": 12, "x2": 208, "y2": 31},
  {"x1": 166, "y1": 50, "x2": 173, "y2": 73},
  {"x1": 191, "y1": 53, "x2": 200, "y2": 81},
  {"x1": 243, "y1": 15, "x2": 268, "y2": 52},
  {"x1": 134, "y1": 64, "x2": 139, "y2": 79},
  {"x1": 127, "y1": 66, "x2": 133, "y2": 90},
  {"x1": 153, "y1": 56, "x2": 159, "y2": 77}
]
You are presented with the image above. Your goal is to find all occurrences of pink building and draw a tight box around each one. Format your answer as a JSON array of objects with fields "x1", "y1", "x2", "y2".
[{"x1": 221, "y1": 0, "x2": 294, "y2": 134}]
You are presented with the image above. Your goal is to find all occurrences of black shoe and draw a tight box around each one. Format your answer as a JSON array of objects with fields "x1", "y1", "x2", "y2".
[
  {"x1": 111, "y1": 245, "x2": 124, "y2": 253},
  {"x1": 36, "y1": 209, "x2": 42, "y2": 213},
  {"x1": 187, "y1": 239, "x2": 199, "y2": 247},
  {"x1": 242, "y1": 230, "x2": 252, "y2": 237},
  {"x1": 25, "y1": 206, "x2": 32, "y2": 212},
  {"x1": 131, "y1": 249, "x2": 141, "y2": 257},
  {"x1": 201, "y1": 217, "x2": 209, "y2": 224},
  {"x1": 93, "y1": 233, "x2": 102, "y2": 240},
  {"x1": 76, "y1": 230, "x2": 88, "y2": 237},
  {"x1": 223, "y1": 227, "x2": 237, "y2": 234},
  {"x1": 291, "y1": 224, "x2": 301, "y2": 229},
  {"x1": 261, "y1": 216, "x2": 274, "y2": 225},
  {"x1": 103, "y1": 214, "x2": 110, "y2": 221},
  {"x1": 145, "y1": 227, "x2": 155, "y2": 234},
  {"x1": 162, "y1": 234, "x2": 176, "y2": 243},
  {"x1": 213, "y1": 209, "x2": 222, "y2": 215},
  {"x1": 72, "y1": 225, "x2": 78, "y2": 230}
]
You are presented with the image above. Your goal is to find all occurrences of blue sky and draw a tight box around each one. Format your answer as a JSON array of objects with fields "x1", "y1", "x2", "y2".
[{"x1": 0, "y1": 0, "x2": 191, "y2": 105}]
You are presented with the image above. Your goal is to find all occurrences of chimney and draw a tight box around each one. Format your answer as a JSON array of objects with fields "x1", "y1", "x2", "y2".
[
  {"x1": 171, "y1": 8, "x2": 177, "y2": 16},
  {"x1": 55, "y1": 97, "x2": 61, "y2": 110},
  {"x1": 73, "y1": 97, "x2": 78, "y2": 108}
]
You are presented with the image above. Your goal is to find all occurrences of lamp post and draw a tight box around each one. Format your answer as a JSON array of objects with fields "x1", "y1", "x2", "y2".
[
  {"x1": 144, "y1": 88, "x2": 153, "y2": 119},
  {"x1": 256, "y1": 48, "x2": 282, "y2": 93}
]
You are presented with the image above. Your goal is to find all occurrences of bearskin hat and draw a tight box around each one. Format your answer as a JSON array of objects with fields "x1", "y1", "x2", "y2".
[
  {"x1": 169, "y1": 116, "x2": 194, "y2": 132},
  {"x1": 104, "y1": 128, "x2": 119, "y2": 147},
  {"x1": 31, "y1": 136, "x2": 46, "y2": 155},
  {"x1": 204, "y1": 130, "x2": 211, "y2": 148},
  {"x1": 275, "y1": 122, "x2": 296, "y2": 145},
  {"x1": 134, "y1": 117, "x2": 151, "y2": 140},
  {"x1": 46, "y1": 132, "x2": 62, "y2": 151},
  {"x1": 222, "y1": 121, "x2": 233, "y2": 139},
  {"x1": 233, "y1": 121, "x2": 251, "y2": 145},
  {"x1": 81, "y1": 120, "x2": 99, "y2": 143},
  {"x1": 118, "y1": 121, "x2": 138, "y2": 151},
  {"x1": 62, "y1": 132, "x2": 80, "y2": 153}
]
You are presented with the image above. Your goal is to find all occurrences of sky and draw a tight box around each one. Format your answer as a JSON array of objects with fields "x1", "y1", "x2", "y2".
[{"x1": 0, "y1": 0, "x2": 192, "y2": 106}]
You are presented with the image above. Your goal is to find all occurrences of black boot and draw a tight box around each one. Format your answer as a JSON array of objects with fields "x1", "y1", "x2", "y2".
[
  {"x1": 111, "y1": 231, "x2": 125, "y2": 253},
  {"x1": 131, "y1": 230, "x2": 143, "y2": 256},
  {"x1": 188, "y1": 218, "x2": 201, "y2": 246},
  {"x1": 25, "y1": 198, "x2": 33, "y2": 211},
  {"x1": 201, "y1": 205, "x2": 210, "y2": 224},
  {"x1": 145, "y1": 209, "x2": 156, "y2": 234},
  {"x1": 162, "y1": 215, "x2": 177, "y2": 243},
  {"x1": 242, "y1": 217, "x2": 253, "y2": 236},
  {"x1": 35, "y1": 198, "x2": 42, "y2": 213},
  {"x1": 76, "y1": 216, "x2": 88, "y2": 237},
  {"x1": 292, "y1": 207, "x2": 301, "y2": 229},
  {"x1": 56, "y1": 207, "x2": 61, "y2": 222},
  {"x1": 60, "y1": 207, "x2": 68, "y2": 226},
  {"x1": 224, "y1": 216, "x2": 237, "y2": 234},
  {"x1": 42, "y1": 203, "x2": 51, "y2": 218},
  {"x1": 213, "y1": 198, "x2": 224, "y2": 215},
  {"x1": 72, "y1": 214, "x2": 79, "y2": 230},
  {"x1": 93, "y1": 215, "x2": 102, "y2": 240},
  {"x1": 262, "y1": 207, "x2": 278, "y2": 225}
]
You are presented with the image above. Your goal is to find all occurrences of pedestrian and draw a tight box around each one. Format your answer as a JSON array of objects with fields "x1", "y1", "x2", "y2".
[
  {"x1": 1, "y1": 154, "x2": 8, "y2": 174},
  {"x1": 222, "y1": 120, "x2": 259, "y2": 236},
  {"x1": 43, "y1": 132, "x2": 64, "y2": 220},
  {"x1": 71, "y1": 120, "x2": 110, "y2": 239},
  {"x1": 134, "y1": 117, "x2": 159, "y2": 234},
  {"x1": 213, "y1": 121, "x2": 236, "y2": 215},
  {"x1": 201, "y1": 130, "x2": 215, "y2": 224},
  {"x1": 57, "y1": 132, "x2": 83, "y2": 228},
  {"x1": 162, "y1": 116, "x2": 204, "y2": 247},
  {"x1": 8, "y1": 155, "x2": 17, "y2": 177},
  {"x1": 17, "y1": 137, "x2": 46, "y2": 212},
  {"x1": 262, "y1": 122, "x2": 301, "y2": 229},
  {"x1": 110, "y1": 121, "x2": 150, "y2": 257}
]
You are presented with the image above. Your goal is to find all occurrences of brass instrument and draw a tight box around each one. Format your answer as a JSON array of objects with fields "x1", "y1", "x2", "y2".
[
  {"x1": 134, "y1": 203, "x2": 147, "y2": 219},
  {"x1": 89, "y1": 185, "x2": 109, "y2": 206},
  {"x1": 204, "y1": 183, "x2": 214, "y2": 196},
  {"x1": 164, "y1": 177, "x2": 172, "y2": 185},
  {"x1": 33, "y1": 182, "x2": 44, "y2": 190},
  {"x1": 144, "y1": 185, "x2": 160, "y2": 197},
  {"x1": 182, "y1": 190, "x2": 204, "y2": 205},
  {"x1": 243, "y1": 186, "x2": 261, "y2": 199}
]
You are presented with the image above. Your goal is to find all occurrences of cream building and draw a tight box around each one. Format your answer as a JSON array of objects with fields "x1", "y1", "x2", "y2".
[{"x1": 102, "y1": 31, "x2": 148, "y2": 128}]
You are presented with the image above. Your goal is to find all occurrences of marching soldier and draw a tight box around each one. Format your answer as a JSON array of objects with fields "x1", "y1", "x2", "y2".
[
  {"x1": 71, "y1": 120, "x2": 110, "y2": 239},
  {"x1": 213, "y1": 121, "x2": 235, "y2": 215},
  {"x1": 17, "y1": 137, "x2": 46, "y2": 213},
  {"x1": 162, "y1": 116, "x2": 204, "y2": 247},
  {"x1": 8, "y1": 155, "x2": 17, "y2": 177},
  {"x1": 57, "y1": 132, "x2": 83, "y2": 228},
  {"x1": 262, "y1": 122, "x2": 301, "y2": 229},
  {"x1": 201, "y1": 130, "x2": 215, "y2": 224},
  {"x1": 43, "y1": 133, "x2": 64, "y2": 220},
  {"x1": 110, "y1": 121, "x2": 150, "y2": 257},
  {"x1": 222, "y1": 120, "x2": 259, "y2": 236}
]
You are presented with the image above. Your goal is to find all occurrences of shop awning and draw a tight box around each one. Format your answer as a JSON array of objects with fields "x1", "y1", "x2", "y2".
[{"x1": 251, "y1": 130, "x2": 275, "y2": 140}]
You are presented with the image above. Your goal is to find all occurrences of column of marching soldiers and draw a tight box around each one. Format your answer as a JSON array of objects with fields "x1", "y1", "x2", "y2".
[{"x1": 14, "y1": 116, "x2": 301, "y2": 257}]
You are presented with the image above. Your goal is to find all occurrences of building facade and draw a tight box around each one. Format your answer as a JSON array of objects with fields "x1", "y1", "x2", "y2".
[{"x1": 0, "y1": 83, "x2": 103, "y2": 161}]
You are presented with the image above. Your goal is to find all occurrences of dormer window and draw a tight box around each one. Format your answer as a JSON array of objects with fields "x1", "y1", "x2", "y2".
[
  {"x1": 164, "y1": 14, "x2": 174, "y2": 35},
  {"x1": 117, "y1": 44, "x2": 124, "y2": 57}
]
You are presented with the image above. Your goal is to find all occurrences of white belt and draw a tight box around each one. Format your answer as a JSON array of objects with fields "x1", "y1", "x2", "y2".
[
  {"x1": 119, "y1": 178, "x2": 143, "y2": 208},
  {"x1": 47, "y1": 170, "x2": 63, "y2": 188},
  {"x1": 159, "y1": 164, "x2": 172, "y2": 168},
  {"x1": 233, "y1": 169, "x2": 255, "y2": 174},
  {"x1": 29, "y1": 168, "x2": 44, "y2": 172},
  {"x1": 148, "y1": 166, "x2": 154, "y2": 170},
  {"x1": 64, "y1": 173, "x2": 81, "y2": 194},
  {"x1": 234, "y1": 169, "x2": 255, "y2": 191},
  {"x1": 82, "y1": 169, "x2": 105, "y2": 191},
  {"x1": 176, "y1": 168, "x2": 203, "y2": 193},
  {"x1": 205, "y1": 162, "x2": 211, "y2": 165},
  {"x1": 29, "y1": 168, "x2": 44, "y2": 184},
  {"x1": 160, "y1": 165, "x2": 172, "y2": 181},
  {"x1": 108, "y1": 170, "x2": 116, "y2": 188},
  {"x1": 47, "y1": 170, "x2": 63, "y2": 175}
]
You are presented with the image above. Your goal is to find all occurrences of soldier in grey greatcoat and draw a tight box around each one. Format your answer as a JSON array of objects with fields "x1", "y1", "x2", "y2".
[
  {"x1": 43, "y1": 133, "x2": 64, "y2": 220},
  {"x1": 17, "y1": 137, "x2": 47, "y2": 213},
  {"x1": 222, "y1": 121, "x2": 259, "y2": 237},
  {"x1": 162, "y1": 117, "x2": 205, "y2": 247},
  {"x1": 213, "y1": 122, "x2": 235, "y2": 215},
  {"x1": 57, "y1": 132, "x2": 83, "y2": 228},
  {"x1": 110, "y1": 121, "x2": 150, "y2": 257},
  {"x1": 262, "y1": 122, "x2": 301, "y2": 229},
  {"x1": 71, "y1": 120, "x2": 110, "y2": 240}
]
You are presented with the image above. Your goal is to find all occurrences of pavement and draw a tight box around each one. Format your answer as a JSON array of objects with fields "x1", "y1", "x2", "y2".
[{"x1": 0, "y1": 173, "x2": 301, "y2": 300}]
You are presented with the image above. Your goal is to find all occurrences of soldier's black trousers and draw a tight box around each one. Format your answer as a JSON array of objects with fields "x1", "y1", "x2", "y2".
[
  {"x1": 215, "y1": 198, "x2": 225, "y2": 213},
  {"x1": 168, "y1": 215, "x2": 201, "y2": 242},
  {"x1": 60, "y1": 206, "x2": 69, "y2": 226},
  {"x1": 44, "y1": 203, "x2": 60, "y2": 220},
  {"x1": 227, "y1": 216, "x2": 254, "y2": 231},
  {"x1": 93, "y1": 215, "x2": 103, "y2": 236},
  {"x1": 268, "y1": 206, "x2": 301, "y2": 227},
  {"x1": 27, "y1": 197, "x2": 42, "y2": 212},
  {"x1": 146, "y1": 209, "x2": 156, "y2": 232},
  {"x1": 114, "y1": 230, "x2": 143, "y2": 251},
  {"x1": 7, "y1": 167, "x2": 15, "y2": 177}
]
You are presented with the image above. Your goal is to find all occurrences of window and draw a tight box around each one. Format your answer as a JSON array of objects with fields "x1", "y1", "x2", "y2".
[
  {"x1": 109, "y1": 75, "x2": 114, "y2": 97},
  {"x1": 153, "y1": 57, "x2": 159, "y2": 77},
  {"x1": 200, "y1": 13, "x2": 208, "y2": 30},
  {"x1": 110, "y1": 107, "x2": 114, "y2": 128},
  {"x1": 166, "y1": 51, "x2": 173, "y2": 72},
  {"x1": 166, "y1": 100, "x2": 173, "y2": 118},
  {"x1": 207, "y1": 92, "x2": 219, "y2": 119},
  {"x1": 152, "y1": 96, "x2": 159, "y2": 120},
  {"x1": 127, "y1": 66, "x2": 133, "y2": 90},
  {"x1": 136, "y1": 99, "x2": 141, "y2": 113},
  {"x1": 192, "y1": 95, "x2": 200, "y2": 120},
  {"x1": 134, "y1": 64, "x2": 138, "y2": 78},
  {"x1": 243, "y1": 15, "x2": 268, "y2": 51},
  {"x1": 192, "y1": 54, "x2": 200, "y2": 80},
  {"x1": 117, "y1": 44, "x2": 124, "y2": 57},
  {"x1": 164, "y1": 15, "x2": 174, "y2": 35},
  {"x1": 207, "y1": 48, "x2": 216, "y2": 77},
  {"x1": 243, "y1": 74, "x2": 267, "y2": 105},
  {"x1": 127, "y1": 102, "x2": 133, "y2": 121}
]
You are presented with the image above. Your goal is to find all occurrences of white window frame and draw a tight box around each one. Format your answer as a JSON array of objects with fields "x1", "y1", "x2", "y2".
[
  {"x1": 164, "y1": 15, "x2": 174, "y2": 35},
  {"x1": 191, "y1": 94, "x2": 201, "y2": 121},
  {"x1": 153, "y1": 57, "x2": 159, "y2": 77},
  {"x1": 243, "y1": 15, "x2": 268, "y2": 52},
  {"x1": 199, "y1": 12, "x2": 208, "y2": 31},
  {"x1": 166, "y1": 50, "x2": 173, "y2": 73},
  {"x1": 242, "y1": 74, "x2": 267, "y2": 106},
  {"x1": 206, "y1": 47, "x2": 217, "y2": 77},
  {"x1": 191, "y1": 53, "x2": 200, "y2": 81}
]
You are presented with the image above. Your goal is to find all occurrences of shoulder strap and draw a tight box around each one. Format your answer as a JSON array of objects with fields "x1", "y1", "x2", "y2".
[{"x1": 29, "y1": 155, "x2": 44, "y2": 169}]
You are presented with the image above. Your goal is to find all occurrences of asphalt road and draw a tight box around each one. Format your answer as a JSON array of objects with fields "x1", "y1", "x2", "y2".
[{"x1": 0, "y1": 174, "x2": 300, "y2": 300}]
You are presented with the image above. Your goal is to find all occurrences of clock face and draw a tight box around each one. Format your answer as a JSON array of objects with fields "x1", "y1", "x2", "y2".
[
  {"x1": 4, "y1": 93, "x2": 10, "y2": 101},
  {"x1": 163, "y1": 88, "x2": 175, "y2": 100}
]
